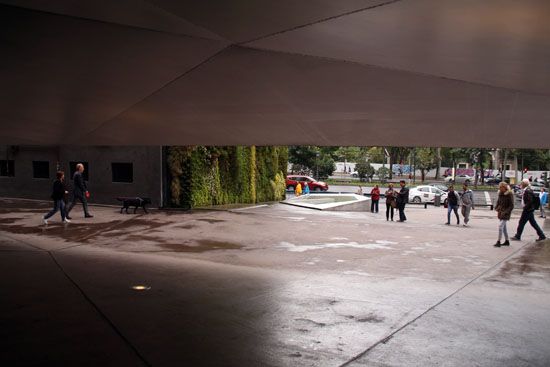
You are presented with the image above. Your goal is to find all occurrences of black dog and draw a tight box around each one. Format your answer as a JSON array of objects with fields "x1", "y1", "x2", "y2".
[{"x1": 116, "y1": 197, "x2": 151, "y2": 214}]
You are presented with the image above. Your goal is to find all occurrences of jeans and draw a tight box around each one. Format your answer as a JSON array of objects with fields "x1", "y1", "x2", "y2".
[
  {"x1": 44, "y1": 199, "x2": 66, "y2": 221},
  {"x1": 498, "y1": 219, "x2": 509, "y2": 241},
  {"x1": 386, "y1": 203, "x2": 394, "y2": 221},
  {"x1": 514, "y1": 210, "x2": 545, "y2": 239},
  {"x1": 541, "y1": 205, "x2": 546, "y2": 218},
  {"x1": 447, "y1": 204, "x2": 460, "y2": 224},
  {"x1": 371, "y1": 199, "x2": 379, "y2": 213},
  {"x1": 67, "y1": 194, "x2": 90, "y2": 216}
]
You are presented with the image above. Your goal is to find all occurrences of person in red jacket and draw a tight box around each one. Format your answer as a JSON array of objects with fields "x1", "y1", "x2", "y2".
[{"x1": 371, "y1": 184, "x2": 380, "y2": 213}]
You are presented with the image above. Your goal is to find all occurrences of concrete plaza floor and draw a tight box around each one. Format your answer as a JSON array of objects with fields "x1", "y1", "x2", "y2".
[{"x1": 1, "y1": 198, "x2": 549, "y2": 367}]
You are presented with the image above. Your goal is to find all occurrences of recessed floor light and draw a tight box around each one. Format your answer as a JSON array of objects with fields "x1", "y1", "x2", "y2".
[{"x1": 131, "y1": 285, "x2": 151, "y2": 291}]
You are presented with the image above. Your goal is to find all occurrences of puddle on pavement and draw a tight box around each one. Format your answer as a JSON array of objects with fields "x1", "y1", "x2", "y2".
[
  {"x1": 0, "y1": 220, "x2": 125, "y2": 243},
  {"x1": 157, "y1": 240, "x2": 243, "y2": 253},
  {"x1": 196, "y1": 218, "x2": 226, "y2": 224},
  {"x1": 492, "y1": 242, "x2": 550, "y2": 280}
]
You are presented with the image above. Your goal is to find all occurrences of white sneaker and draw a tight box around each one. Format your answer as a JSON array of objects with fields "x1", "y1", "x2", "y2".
[
  {"x1": 63, "y1": 218, "x2": 71, "y2": 223},
  {"x1": 43, "y1": 217, "x2": 48, "y2": 225}
]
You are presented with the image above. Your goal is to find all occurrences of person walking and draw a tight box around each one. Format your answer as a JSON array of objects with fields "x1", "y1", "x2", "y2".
[
  {"x1": 445, "y1": 185, "x2": 461, "y2": 226},
  {"x1": 370, "y1": 184, "x2": 380, "y2": 213},
  {"x1": 494, "y1": 182, "x2": 514, "y2": 247},
  {"x1": 43, "y1": 171, "x2": 70, "y2": 224},
  {"x1": 303, "y1": 182, "x2": 310, "y2": 195},
  {"x1": 396, "y1": 180, "x2": 409, "y2": 222},
  {"x1": 66, "y1": 163, "x2": 93, "y2": 219},
  {"x1": 540, "y1": 187, "x2": 547, "y2": 218},
  {"x1": 511, "y1": 179, "x2": 546, "y2": 242},
  {"x1": 460, "y1": 183, "x2": 475, "y2": 226},
  {"x1": 385, "y1": 183, "x2": 396, "y2": 221}
]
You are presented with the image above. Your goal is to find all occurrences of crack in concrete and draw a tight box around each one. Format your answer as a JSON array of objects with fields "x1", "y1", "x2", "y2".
[{"x1": 338, "y1": 240, "x2": 533, "y2": 367}]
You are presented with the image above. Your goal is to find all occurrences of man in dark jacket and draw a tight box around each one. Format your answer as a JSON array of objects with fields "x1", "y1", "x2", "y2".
[
  {"x1": 396, "y1": 180, "x2": 409, "y2": 222},
  {"x1": 511, "y1": 179, "x2": 545, "y2": 241},
  {"x1": 66, "y1": 163, "x2": 93, "y2": 219},
  {"x1": 43, "y1": 171, "x2": 70, "y2": 224}
]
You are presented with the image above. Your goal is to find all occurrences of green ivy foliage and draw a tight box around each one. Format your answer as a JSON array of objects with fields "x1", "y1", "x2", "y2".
[{"x1": 167, "y1": 146, "x2": 288, "y2": 208}]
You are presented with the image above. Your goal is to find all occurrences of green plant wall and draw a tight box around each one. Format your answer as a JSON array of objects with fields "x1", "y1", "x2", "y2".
[{"x1": 167, "y1": 146, "x2": 288, "y2": 208}]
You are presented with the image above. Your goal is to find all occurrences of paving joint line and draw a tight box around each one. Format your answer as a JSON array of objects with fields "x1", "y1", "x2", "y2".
[
  {"x1": 339, "y1": 240, "x2": 534, "y2": 367},
  {"x1": 47, "y1": 251, "x2": 152, "y2": 367}
]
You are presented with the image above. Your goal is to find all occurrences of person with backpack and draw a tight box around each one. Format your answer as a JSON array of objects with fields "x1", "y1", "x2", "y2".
[
  {"x1": 445, "y1": 185, "x2": 461, "y2": 226},
  {"x1": 540, "y1": 187, "x2": 548, "y2": 218},
  {"x1": 511, "y1": 179, "x2": 546, "y2": 242},
  {"x1": 494, "y1": 182, "x2": 514, "y2": 247},
  {"x1": 43, "y1": 171, "x2": 70, "y2": 224},
  {"x1": 460, "y1": 183, "x2": 475, "y2": 226}
]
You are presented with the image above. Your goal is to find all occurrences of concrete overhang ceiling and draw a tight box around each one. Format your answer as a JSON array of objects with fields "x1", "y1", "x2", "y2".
[{"x1": 1, "y1": 0, "x2": 549, "y2": 148}]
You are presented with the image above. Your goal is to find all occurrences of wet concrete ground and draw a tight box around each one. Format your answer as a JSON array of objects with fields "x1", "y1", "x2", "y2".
[{"x1": 1, "y1": 198, "x2": 549, "y2": 366}]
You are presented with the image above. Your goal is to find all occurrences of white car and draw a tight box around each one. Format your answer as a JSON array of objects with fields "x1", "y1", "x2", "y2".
[
  {"x1": 444, "y1": 174, "x2": 473, "y2": 184},
  {"x1": 409, "y1": 185, "x2": 448, "y2": 204}
]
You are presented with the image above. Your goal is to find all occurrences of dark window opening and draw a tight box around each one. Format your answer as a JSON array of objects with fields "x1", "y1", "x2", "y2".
[
  {"x1": 0, "y1": 160, "x2": 15, "y2": 177},
  {"x1": 33, "y1": 161, "x2": 49, "y2": 179},
  {"x1": 112, "y1": 163, "x2": 133, "y2": 183},
  {"x1": 69, "y1": 162, "x2": 89, "y2": 181}
]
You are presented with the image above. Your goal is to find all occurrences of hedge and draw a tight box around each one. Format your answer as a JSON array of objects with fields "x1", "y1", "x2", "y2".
[{"x1": 167, "y1": 146, "x2": 288, "y2": 208}]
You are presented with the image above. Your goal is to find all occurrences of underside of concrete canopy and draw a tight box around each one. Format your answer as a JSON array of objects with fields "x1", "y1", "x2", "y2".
[{"x1": 1, "y1": 0, "x2": 550, "y2": 147}]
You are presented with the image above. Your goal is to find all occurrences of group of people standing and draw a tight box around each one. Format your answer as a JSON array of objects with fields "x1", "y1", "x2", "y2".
[
  {"x1": 42, "y1": 163, "x2": 93, "y2": 224},
  {"x1": 368, "y1": 180, "x2": 410, "y2": 222}
]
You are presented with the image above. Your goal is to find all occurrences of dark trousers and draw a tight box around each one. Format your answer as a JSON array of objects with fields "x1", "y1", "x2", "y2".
[
  {"x1": 515, "y1": 210, "x2": 545, "y2": 239},
  {"x1": 447, "y1": 204, "x2": 460, "y2": 224},
  {"x1": 386, "y1": 203, "x2": 394, "y2": 220},
  {"x1": 371, "y1": 199, "x2": 379, "y2": 213},
  {"x1": 67, "y1": 194, "x2": 90, "y2": 216},
  {"x1": 44, "y1": 199, "x2": 66, "y2": 221},
  {"x1": 398, "y1": 203, "x2": 407, "y2": 221}
]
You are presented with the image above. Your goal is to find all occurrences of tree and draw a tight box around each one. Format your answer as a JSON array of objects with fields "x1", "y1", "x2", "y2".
[
  {"x1": 316, "y1": 155, "x2": 336, "y2": 179},
  {"x1": 377, "y1": 167, "x2": 390, "y2": 182},
  {"x1": 355, "y1": 161, "x2": 374, "y2": 181},
  {"x1": 415, "y1": 148, "x2": 438, "y2": 182},
  {"x1": 335, "y1": 147, "x2": 361, "y2": 171},
  {"x1": 365, "y1": 147, "x2": 385, "y2": 163}
]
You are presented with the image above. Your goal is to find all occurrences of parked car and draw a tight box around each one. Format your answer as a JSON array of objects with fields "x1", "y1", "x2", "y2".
[
  {"x1": 409, "y1": 185, "x2": 448, "y2": 204},
  {"x1": 444, "y1": 174, "x2": 473, "y2": 184},
  {"x1": 486, "y1": 174, "x2": 510, "y2": 185},
  {"x1": 286, "y1": 175, "x2": 329, "y2": 192},
  {"x1": 427, "y1": 183, "x2": 449, "y2": 192}
]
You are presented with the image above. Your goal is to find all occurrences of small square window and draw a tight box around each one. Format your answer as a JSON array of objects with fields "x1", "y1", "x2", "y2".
[
  {"x1": 0, "y1": 160, "x2": 15, "y2": 177},
  {"x1": 33, "y1": 161, "x2": 50, "y2": 179},
  {"x1": 69, "y1": 162, "x2": 89, "y2": 181},
  {"x1": 112, "y1": 163, "x2": 133, "y2": 183}
]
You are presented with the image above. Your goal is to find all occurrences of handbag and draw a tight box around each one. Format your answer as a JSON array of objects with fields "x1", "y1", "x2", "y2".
[{"x1": 85, "y1": 191, "x2": 90, "y2": 199}]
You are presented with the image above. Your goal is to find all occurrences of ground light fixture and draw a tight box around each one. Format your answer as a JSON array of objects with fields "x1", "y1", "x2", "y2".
[{"x1": 131, "y1": 285, "x2": 151, "y2": 291}]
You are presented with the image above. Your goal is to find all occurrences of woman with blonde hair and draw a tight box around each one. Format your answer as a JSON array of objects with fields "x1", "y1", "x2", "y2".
[{"x1": 494, "y1": 182, "x2": 514, "y2": 247}]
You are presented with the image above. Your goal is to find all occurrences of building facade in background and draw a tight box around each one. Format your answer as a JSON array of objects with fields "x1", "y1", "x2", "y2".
[{"x1": 0, "y1": 146, "x2": 164, "y2": 207}]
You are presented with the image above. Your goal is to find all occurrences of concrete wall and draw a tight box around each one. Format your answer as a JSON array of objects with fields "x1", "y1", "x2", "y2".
[{"x1": 0, "y1": 146, "x2": 163, "y2": 207}]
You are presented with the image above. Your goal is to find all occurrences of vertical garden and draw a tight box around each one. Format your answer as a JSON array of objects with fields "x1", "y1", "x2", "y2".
[{"x1": 167, "y1": 146, "x2": 288, "y2": 208}]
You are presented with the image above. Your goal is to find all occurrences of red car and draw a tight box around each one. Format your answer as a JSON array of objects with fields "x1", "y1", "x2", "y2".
[{"x1": 286, "y1": 175, "x2": 329, "y2": 192}]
